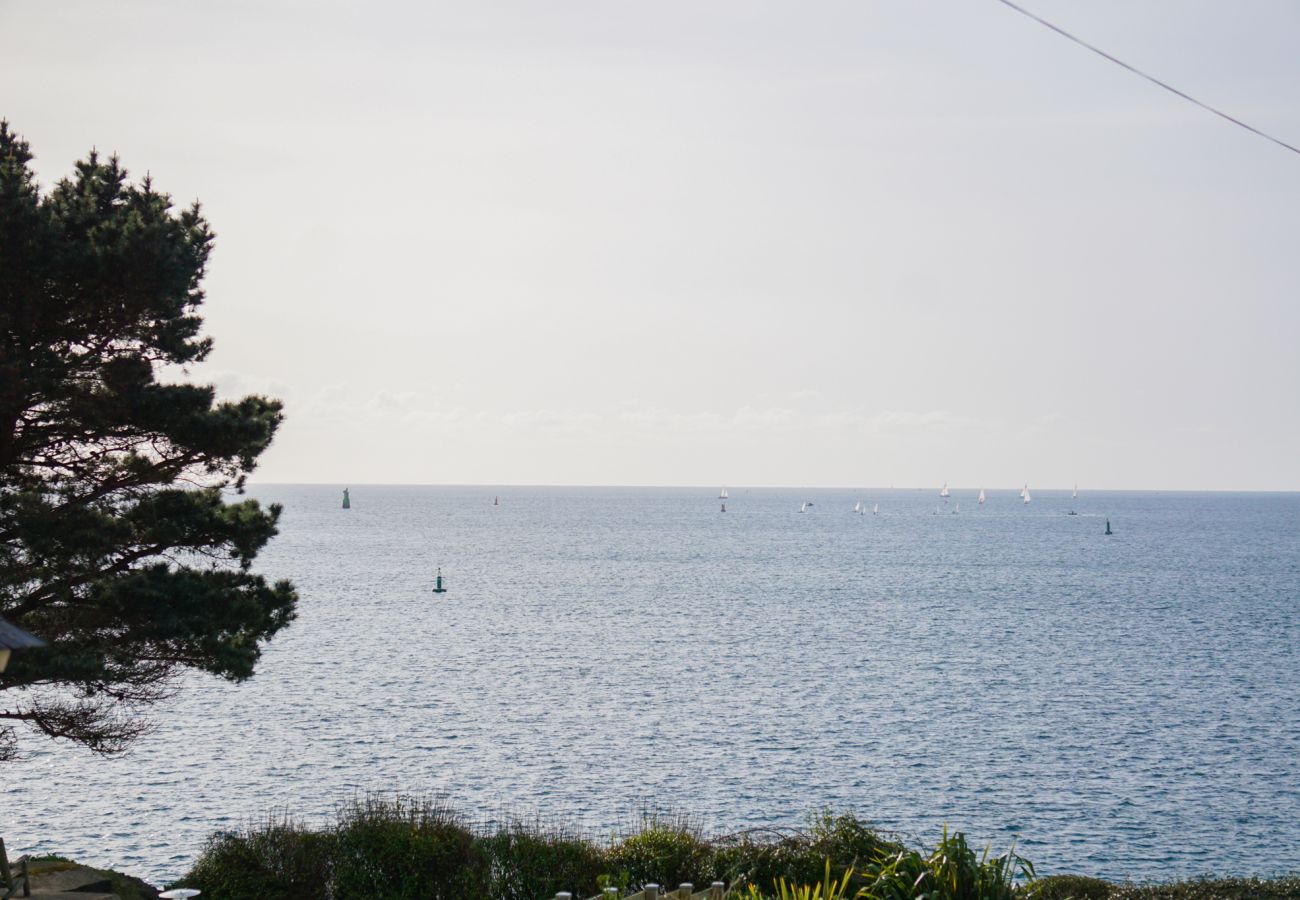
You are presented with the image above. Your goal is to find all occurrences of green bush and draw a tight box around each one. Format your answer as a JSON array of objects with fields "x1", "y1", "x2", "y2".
[
  {"x1": 178, "y1": 816, "x2": 333, "y2": 900},
  {"x1": 606, "y1": 814, "x2": 720, "y2": 886},
  {"x1": 480, "y1": 823, "x2": 608, "y2": 900},
  {"x1": 713, "y1": 815, "x2": 902, "y2": 888},
  {"x1": 329, "y1": 796, "x2": 485, "y2": 898},
  {"x1": 1031, "y1": 873, "x2": 1113, "y2": 899},
  {"x1": 1106, "y1": 875, "x2": 1300, "y2": 900}
]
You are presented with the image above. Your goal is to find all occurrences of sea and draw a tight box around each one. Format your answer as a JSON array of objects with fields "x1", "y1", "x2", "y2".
[{"x1": 4, "y1": 485, "x2": 1299, "y2": 886}]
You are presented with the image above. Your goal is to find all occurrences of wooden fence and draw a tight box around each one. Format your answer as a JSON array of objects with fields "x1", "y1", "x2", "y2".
[
  {"x1": 552, "y1": 882, "x2": 726, "y2": 900},
  {"x1": 0, "y1": 839, "x2": 30, "y2": 899}
]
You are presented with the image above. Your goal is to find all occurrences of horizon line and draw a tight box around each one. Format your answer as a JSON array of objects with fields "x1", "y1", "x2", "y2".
[{"x1": 244, "y1": 481, "x2": 1300, "y2": 495}]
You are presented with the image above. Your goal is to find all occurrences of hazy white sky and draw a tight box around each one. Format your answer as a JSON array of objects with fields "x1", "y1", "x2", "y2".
[{"x1": 4, "y1": 1, "x2": 1298, "y2": 490}]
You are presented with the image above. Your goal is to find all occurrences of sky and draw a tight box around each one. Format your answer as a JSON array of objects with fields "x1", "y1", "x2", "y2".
[{"x1": 3, "y1": 0, "x2": 1299, "y2": 490}]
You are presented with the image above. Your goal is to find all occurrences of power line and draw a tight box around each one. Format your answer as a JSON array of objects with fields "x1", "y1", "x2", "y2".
[{"x1": 992, "y1": 0, "x2": 1300, "y2": 157}]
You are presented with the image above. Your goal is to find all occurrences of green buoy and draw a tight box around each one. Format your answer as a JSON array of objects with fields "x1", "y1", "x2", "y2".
[
  {"x1": 342, "y1": 488, "x2": 350, "y2": 509},
  {"x1": 1104, "y1": 518, "x2": 1113, "y2": 535},
  {"x1": 432, "y1": 566, "x2": 447, "y2": 594}
]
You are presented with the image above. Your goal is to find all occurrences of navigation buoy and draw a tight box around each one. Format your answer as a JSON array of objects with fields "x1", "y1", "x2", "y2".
[
  {"x1": 432, "y1": 567, "x2": 447, "y2": 593},
  {"x1": 720, "y1": 502, "x2": 726, "y2": 513},
  {"x1": 1104, "y1": 519, "x2": 1113, "y2": 535},
  {"x1": 494, "y1": 495, "x2": 499, "y2": 506},
  {"x1": 342, "y1": 488, "x2": 350, "y2": 509}
]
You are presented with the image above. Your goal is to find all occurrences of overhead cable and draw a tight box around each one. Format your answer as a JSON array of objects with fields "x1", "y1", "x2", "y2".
[{"x1": 992, "y1": 0, "x2": 1300, "y2": 157}]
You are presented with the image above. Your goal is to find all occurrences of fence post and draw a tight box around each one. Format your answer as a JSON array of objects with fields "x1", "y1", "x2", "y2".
[
  {"x1": 678, "y1": 884, "x2": 693, "y2": 899},
  {"x1": 554, "y1": 894, "x2": 572, "y2": 900},
  {"x1": 0, "y1": 837, "x2": 10, "y2": 890},
  {"x1": 644, "y1": 885, "x2": 659, "y2": 900},
  {"x1": 603, "y1": 889, "x2": 619, "y2": 899},
  {"x1": 19, "y1": 858, "x2": 28, "y2": 899},
  {"x1": 710, "y1": 881, "x2": 725, "y2": 899}
]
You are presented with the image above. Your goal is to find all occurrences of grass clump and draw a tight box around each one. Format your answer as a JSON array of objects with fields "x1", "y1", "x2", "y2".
[
  {"x1": 1030, "y1": 874, "x2": 1113, "y2": 899},
  {"x1": 479, "y1": 822, "x2": 607, "y2": 900},
  {"x1": 607, "y1": 813, "x2": 720, "y2": 886},
  {"x1": 714, "y1": 813, "x2": 903, "y2": 888},
  {"x1": 178, "y1": 815, "x2": 333, "y2": 900}
]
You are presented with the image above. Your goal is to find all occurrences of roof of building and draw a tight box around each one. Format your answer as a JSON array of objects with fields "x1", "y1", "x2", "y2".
[{"x1": 0, "y1": 616, "x2": 44, "y2": 650}]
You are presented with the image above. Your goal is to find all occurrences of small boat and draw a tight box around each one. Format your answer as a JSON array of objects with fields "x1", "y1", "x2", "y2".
[
  {"x1": 852, "y1": 500, "x2": 861, "y2": 514},
  {"x1": 1023, "y1": 487, "x2": 1032, "y2": 504},
  {"x1": 800, "y1": 502, "x2": 807, "y2": 513},
  {"x1": 978, "y1": 488, "x2": 986, "y2": 505},
  {"x1": 953, "y1": 502, "x2": 960, "y2": 514},
  {"x1": 939, "y1": 482, "x2": 950, "y2": 499},
  {"x1": 719, "y1": 487, "x2": 729, "y2": 500},
  {"x1": 720, "y1": 502, "x2": 727, "y2": 513},
  {"x1": 805, "y1": 500, "x2": 814, "y2": 507},
  {"x1": 1072, "y1": 483, "x2": 1079, "y2": 501},
  {"x1": 1019, "y1": 483, "x2": 1027, "y2": 499},
  {"x1": 872, "y1": 503, "x2": 879, "y2": 516}
]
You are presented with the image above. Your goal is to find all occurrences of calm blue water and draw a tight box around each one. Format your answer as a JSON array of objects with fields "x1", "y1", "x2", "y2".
[{"x1": 5, "y1": 486, "x2": 1299, "y2": 885}]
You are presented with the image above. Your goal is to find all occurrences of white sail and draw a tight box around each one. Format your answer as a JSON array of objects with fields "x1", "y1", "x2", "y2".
[
  {"x1": 1023, "y1": 487, "x2": 1032, "y2": 503},
  {"x1": 939, "y1": 482, "x2": 950, "y2": 498},
  {"x1": 800, "y1": 502, "x2": 806, "y2": 513},
  {"x1": 719, "y1": 487, "x2": 728, "y2": 499},
  {"x1": 1019, "y1": 483, "x2": 1027, "y2": 499},
  {"x1": 852, "y1": 501, "x2": 861, "y2": 513},
  {"x1": 978, "y1": 488, "x2": 986, "y2": 505},
  {"x1": 1072, "y1": 484, "x2": 1078, "y2": 500},
  {"x1": 873, "y1": 503, "x2": 879, "y2": 515}
]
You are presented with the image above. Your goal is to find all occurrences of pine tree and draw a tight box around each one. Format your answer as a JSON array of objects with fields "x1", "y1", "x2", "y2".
[{"x1": 0, "y1": 122, "x2": 296, "y2": 761}]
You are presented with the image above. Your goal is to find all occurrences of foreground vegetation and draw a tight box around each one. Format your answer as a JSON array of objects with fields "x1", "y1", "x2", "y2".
[{"x1": 166, "y1": 797, "x2": 1300, "y2": 900}]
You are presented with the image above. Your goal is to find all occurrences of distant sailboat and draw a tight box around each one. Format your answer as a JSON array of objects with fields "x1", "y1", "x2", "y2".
[
  {"x1": 1019, "y1": 484, "x2": 1027, "y2": 499},
  {"x1": 1023, "y1": 486, "x2": 1032, "y2": 504},
  {"x1": 872, "y1": 503, "x2": 879, "y2": 516},
  {"x1": 719, "y1": 487, "x2": 729, "y2": 500},
  {"x1": 939, "y1": 482, "x2": 950, "y2": 499},
  {"x1": 800, "y1": 502, "x2": 807, "y2": 513},
  {"x1": 852, "y1": 500, "x2": 861, "y2": 514},
  {"x1": 953, "y1": 502, "x2": 961, "y2": 514},
  {"x1": 1072, "y1": 484, "x2": 1079, "y2": 500},
  {"x1": 978, "y1": 488, "x2": 986, "y2": 505}
]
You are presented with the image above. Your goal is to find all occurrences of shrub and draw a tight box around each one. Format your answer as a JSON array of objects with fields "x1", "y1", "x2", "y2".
[
  {"x1": 607, "y1": 814, "x2": 720, "y2": 886},
  {"x1": 329, "y1": 796, "x2": 485, "y2": 899},
  {"x1": 714, "y1": 814, "x2": 903, "y2": 888},
  {"x1": 480, "y1": 823, "x2": 608, "y2": 900},
  {"x1": 852, "y1": 828, "x2": 1031, "y2": 900},
  {"x1": 179, "y1": 815, "x2": 332, "y2": 900},
  {"x1": 1106, "y1": 875, "x2": 1300, "y2": 900},
  {"x1": 1031, "y1": 873, "x2": 1112, "y2": 899}
]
